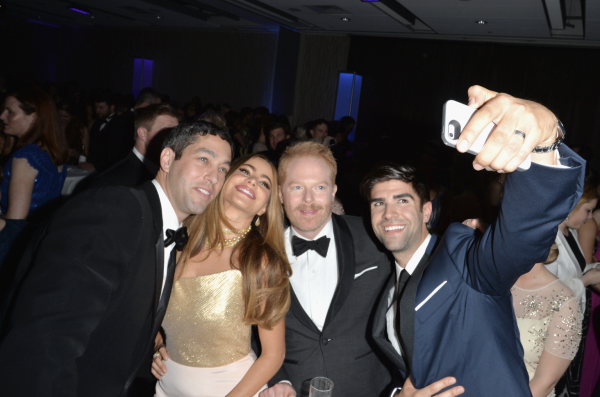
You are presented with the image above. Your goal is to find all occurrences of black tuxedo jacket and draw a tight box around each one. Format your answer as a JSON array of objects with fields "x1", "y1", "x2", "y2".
[
  {"x1": 88, "y1": 114, "x2": 135, "y2": 172},
  {"x1": 270, "y1": 215, "x2": 394, "y2": 397},
  {"x1": 0, "y1": 182, "x2": 165, "y2": 397},
  {"x1": 89, "y1": 150, "x2": 155, "y2": 189}
]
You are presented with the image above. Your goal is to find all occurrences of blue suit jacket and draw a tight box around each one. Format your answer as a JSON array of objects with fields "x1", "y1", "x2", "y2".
[{"x1": 373, "y1": 145, "x2": 585, "y2": 396}]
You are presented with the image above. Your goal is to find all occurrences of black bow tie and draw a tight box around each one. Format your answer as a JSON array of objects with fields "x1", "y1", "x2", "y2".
[
  {"x1": 292, "y1": 235, "x2": 331, "y2": 257},
  {"x1": 164, "y1": 227, "x2": 189, "y2": 251}
]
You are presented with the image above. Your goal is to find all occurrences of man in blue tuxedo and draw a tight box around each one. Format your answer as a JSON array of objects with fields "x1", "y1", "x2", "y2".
[{"x1": 365, "y1": 85, "x2": 585, "y2": 397}]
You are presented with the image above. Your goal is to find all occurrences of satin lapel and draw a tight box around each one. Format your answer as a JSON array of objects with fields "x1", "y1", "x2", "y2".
[
  {"x1": 374, "y1": 275, "x2": 407, "y2": 373},
  {"x1": 138, "y1": 181, "x2": 163, "y2": 315},
  {"x1": 399, "y1": 235, "x2": 439, "y2": 373},
  {"x1": 323, "y1": 215, "x2": 355, "y2": 329},
  {"x1": 399, "y1": 252, "x2": 429, "y2": 374},
  {"x1": 289, "y1": 285, "x2": 321, "y2": 334}
]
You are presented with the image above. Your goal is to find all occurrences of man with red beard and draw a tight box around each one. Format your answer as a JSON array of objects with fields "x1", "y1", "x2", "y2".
[{"x1": 261, "y1": 142, "x2": 458, "y2": 397}]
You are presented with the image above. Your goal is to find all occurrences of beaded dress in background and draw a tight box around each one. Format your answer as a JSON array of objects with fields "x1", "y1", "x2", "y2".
[
  {"x1": 155, "y1": 269, "x2": 266, "y2": 397},
  {"x1": 511, "y1": 279, "x2": 583, "y2": 397}
]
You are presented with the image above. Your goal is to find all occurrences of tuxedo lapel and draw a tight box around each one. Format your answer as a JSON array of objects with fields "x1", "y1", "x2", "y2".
[
  {"x1": 138, "y1": 182, "x2": 163, "y2": 315},
  {"x1": 399, "y1": 235, "x2": 438, "y2": 374},
  {"x1": 289, "y1": 287, "x2": 321, "y2": 334},
  {"x1": 373, "y1": 275, "x2": 407, "y2": 373},
  {"x1": 323, "y1": 215, "x2": 355, "y2": 329}
]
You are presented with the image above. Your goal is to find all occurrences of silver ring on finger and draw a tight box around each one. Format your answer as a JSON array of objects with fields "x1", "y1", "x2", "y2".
[{"x1": 514, "y1": 130, "x2": 526, "y2": 139}]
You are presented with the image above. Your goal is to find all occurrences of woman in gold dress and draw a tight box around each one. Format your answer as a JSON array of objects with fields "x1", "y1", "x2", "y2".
[{"x1": 151, "y1": 153, "x2": 291, "y2": 397}]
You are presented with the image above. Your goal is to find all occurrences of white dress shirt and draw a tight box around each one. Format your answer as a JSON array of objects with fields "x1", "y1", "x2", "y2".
[
  {"x1": 386, "y1": 234, "x2": 432, "y2": 355},
  {"x1": 133, "y1": 147, "x2": 159, "y2": 176},
  {"x1": 285, "y1": 218, "x2": 338, "y2": 331},
  {"x1": 151, "y1": 179, "x2": 181, "y2": 298}
]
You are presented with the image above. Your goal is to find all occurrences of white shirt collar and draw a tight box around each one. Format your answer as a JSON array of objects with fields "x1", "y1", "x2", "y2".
[
  {"x1": 151, "y1": 179, "x2": 181, "y2": 239},
  {"x1": 289, "y1": 216, "x2": 334, "y2": 246},
  {"x1": 397, "y1": 233, "x2": 432, "y2": 277},
  {"x1": 133, "y1": 147, "x2": 159, "y2": 176}
]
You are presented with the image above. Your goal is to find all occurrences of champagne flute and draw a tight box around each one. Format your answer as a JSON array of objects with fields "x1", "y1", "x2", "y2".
[{"x1": 309, "y1": 377, "x2": 334, "y2": 397}]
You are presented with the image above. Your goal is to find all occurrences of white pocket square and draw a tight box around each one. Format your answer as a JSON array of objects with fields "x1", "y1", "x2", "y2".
[
  {"x1": 354, "y1": 266, "x2": 378, "y2": 279},
  {"x1": 415, "y1": 281, "x2": 447, "y2": 311}
]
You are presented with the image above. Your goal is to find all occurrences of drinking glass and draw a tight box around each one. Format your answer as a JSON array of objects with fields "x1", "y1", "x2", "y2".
[{"x1": 309, "y1": 377, "x2": 334, "y2": 397}]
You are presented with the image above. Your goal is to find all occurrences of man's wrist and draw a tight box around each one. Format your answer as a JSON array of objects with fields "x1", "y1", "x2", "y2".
[{"x1": 533, "y1": 118, "x2": 565, "y2": 153}]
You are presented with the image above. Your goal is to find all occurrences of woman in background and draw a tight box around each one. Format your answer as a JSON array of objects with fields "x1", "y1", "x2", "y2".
[
  {"x1": 57, "y1": 102, "x2": 89, "y2": 164},
  {"x1": 546, "y1": 182, "x2": 600, "y2": 396},
  {"x1": 152, "y1": 153, "x2": 290, "y2": 397},
  {"x1": 512, "y1": 244, "x2": 582, "y2": 397},
  {"x1": 0, "y1": 87, "x2": 68, "y2": 266}
]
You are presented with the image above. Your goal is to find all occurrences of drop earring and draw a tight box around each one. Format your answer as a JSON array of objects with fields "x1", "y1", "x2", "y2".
[{"x1": 255, "y1": 216, "x2": 261, "y2": 227}]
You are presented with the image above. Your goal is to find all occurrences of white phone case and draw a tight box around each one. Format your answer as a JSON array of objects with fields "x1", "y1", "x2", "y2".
[{"x1": 441, "y1": 100, "x2": 531, "y2": 171}]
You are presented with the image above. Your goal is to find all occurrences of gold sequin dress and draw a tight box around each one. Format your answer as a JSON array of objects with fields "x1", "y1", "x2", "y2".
[
  {"x1": 511, "y1": 279, "x2": 583, "y2": 397},
  {"x1": 155, "y1": 270, "x2": 266, "y2": 397}
]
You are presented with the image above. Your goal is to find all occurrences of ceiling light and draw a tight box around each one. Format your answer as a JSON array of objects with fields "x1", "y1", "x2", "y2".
[
  {"x1": 156, "y1": 15, "x2": 161, "y2": 19},
  {"x1": 476, "y1": 20, "x2": 487, "y2": 24},
  {"x1": 69, "y1": 7, "x2": 91, "y2": 15},
  {"x1": 341, "y1": 17, "x2": 350, "y2": 21}
]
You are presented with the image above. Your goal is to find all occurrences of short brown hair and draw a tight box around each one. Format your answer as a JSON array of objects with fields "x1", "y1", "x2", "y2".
[
  {"x1": 134, "y1": 104, "x2": 179, "y2": 134},
  {"x1": 199, "y1": 109, "x2": 227, "y2": 130},
  {"x1": 278, "y1": 141, "x2": 337, "y2": 185},
  {"x1": 360, "y1": 163, "x2": 430, "y2": 207}
]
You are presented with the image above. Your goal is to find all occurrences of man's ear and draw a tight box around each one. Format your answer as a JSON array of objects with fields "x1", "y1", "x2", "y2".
[
  {"x1": 109, "y1": 104, "x2": 115, "y2": 113},
  {"x1": 137, "y1": 127, "x2": 148, "y2": 142},
  {"x1": 159, "y1": 147, "x2": 175, "y2": 173},
  {"x1": 332, "y1": 184, "x2": 338, "y2": 201},
  {"x1": 422, "y1": 201, "x2": 433, "y2": 224},
  {"x1": 278, "y1": 186, "x2": 284, "y2": 204}
]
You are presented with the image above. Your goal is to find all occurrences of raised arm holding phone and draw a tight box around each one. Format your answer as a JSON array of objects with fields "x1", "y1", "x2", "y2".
[{"x1": 365, "y1": 85, "x2": 583, "y2": 397}]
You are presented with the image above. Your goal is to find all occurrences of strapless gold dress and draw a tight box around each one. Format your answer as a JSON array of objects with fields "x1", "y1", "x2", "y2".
[{"x1": 155, "y1": 270, "x2": 266, "y2": 397}]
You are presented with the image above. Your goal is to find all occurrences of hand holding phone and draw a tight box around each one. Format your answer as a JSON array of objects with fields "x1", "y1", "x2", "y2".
[{"x1": 442, "y1": 100, "x2": 531, "y2": 171}]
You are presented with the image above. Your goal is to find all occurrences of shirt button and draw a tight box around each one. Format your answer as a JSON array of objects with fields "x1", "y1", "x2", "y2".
[
  {"x1": 322, "y1": 338, "x2": 330, "y2": 345},
  {"x1": 312, "y1": 269, "x2": 317, "y2": 274}
]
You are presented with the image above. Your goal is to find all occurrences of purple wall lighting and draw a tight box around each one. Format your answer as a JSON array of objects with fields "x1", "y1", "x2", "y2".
[
  {"x1": 132, "y1": 58, "x2": 154, "y2": 98},
  {"x1": 334, "y1": 72, "x2": 362, "y2": 142},
  {"x1": 69, "y1": 8, "x2": 91, "y2": 15}
]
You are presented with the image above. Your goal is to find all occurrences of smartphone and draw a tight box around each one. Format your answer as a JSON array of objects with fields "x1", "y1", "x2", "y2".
[{"x1": 441, "y1": 100, "x2": 531, "y2": 171}]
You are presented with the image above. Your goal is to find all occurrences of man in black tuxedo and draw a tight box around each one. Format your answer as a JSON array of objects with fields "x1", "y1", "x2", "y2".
[
  {"x1": 89, "y1": 104, "x2": 179, "y2": 188},
  {"x1": 260, "y1": 141, "x2": 394, "y2": 397},
  {"x1": 0, "y1": 121, "x2": 234, "y2": 397},
  {"x1": 82, "y1": 92, "x2": 135, "y2": 172}
]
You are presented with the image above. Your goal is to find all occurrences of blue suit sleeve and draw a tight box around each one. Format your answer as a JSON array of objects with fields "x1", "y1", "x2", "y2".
[{"x1": 459, "y1": 145, "x2": 585, "y2": 296}]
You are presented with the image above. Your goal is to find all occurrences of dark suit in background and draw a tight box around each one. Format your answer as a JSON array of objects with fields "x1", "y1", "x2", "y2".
[
  {"x1": 372, "y1": 145, "x2": 585, "y2": 396},
  {"x1": 270, "y1": 214, "x2": 394, "y2": 397},
  {"x1": 89, "y1": 150, "x2": 155, "y2": 188},
  {"x1": 88, "y1": 113, "x2": 135, "y2": 172},
  {"x1": 0, "y1": 182, "x2": 165, "y2": 397}
]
